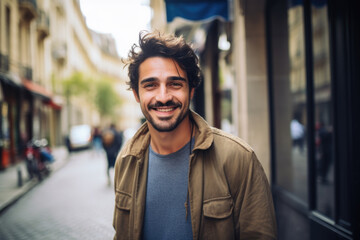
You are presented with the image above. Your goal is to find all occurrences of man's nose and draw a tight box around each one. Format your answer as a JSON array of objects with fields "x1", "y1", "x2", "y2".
[{"x1": 155, "y1": 85, "x2": 172, "y2": 103}]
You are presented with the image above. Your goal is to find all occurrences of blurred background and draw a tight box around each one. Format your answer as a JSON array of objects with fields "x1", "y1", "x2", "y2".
[{"x1": 0, "y1": 0, "x2": 359, "y2": 239}]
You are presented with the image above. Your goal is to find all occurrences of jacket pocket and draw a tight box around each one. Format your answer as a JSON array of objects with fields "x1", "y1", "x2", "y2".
[
  {"x1": 203, "y1": 195, "x2": 234, "y2": 219},
  {"x1": 114, "y1": 191, "x2": 132, "y2": 239},
  {"x1": 115, "y1": 190, "x2": 132, "y2": 211},
  {"x1": 201, "y1": 195, "x2": 235, "y2": 239}
]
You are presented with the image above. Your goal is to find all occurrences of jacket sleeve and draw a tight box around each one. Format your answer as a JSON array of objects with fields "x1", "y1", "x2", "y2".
[
  {"x1": 232, "y1": 152, "x2": 277, "y2": 239},
  {"x1": 112, "y1": 150, "x2": 131, "y2": 240},
  {"x1": 112, "y1": 154, "x2": 120, "y2": 235}
]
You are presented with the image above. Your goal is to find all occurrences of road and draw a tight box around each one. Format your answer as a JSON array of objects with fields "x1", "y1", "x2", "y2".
[{"x1": 0, "y1": 149, "x2": 115, "y2": 240}]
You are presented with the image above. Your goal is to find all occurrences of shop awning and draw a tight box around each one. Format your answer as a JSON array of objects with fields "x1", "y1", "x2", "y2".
[
  {"x1": 22, "y1": 78, "x2": 52, "y2": 100},
  {"x1": 288, "y1": 0, "x2": 327, "y2": 8},
  {"x1": 45, "y1": 95, "x2": 63, "y2": 110},
  {"x1": 165, "y1": 0, "x2": 229, "y2": 23},
  {"x1": 45, "y1": 98, "x2": 62, "y2": 110},
  {"x1": 22, "y1": 79, "x2": 63, "y2": 110}
]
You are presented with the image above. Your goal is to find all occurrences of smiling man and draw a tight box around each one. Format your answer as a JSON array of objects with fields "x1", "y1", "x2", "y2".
[
  {"x1": 113, "y1": 31, "x2": 277, "y2": 240},
  {"x1": 136, "y1": 57, "x2": 192, "y2": 134}
]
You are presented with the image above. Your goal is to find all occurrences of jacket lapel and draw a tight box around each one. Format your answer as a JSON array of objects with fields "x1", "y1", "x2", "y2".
[{"x1": 188, "y1": 150, "x2": 204, "y2": 240}]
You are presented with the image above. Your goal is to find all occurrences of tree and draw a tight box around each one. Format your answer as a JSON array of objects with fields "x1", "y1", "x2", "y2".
[
  {"x1": 61, "y1": 72, "x2": 121, "y2": 125},
  {"x1": 94, "y1": 79, "x2": 121, "y2": 118},
  {"x1": 62, "y1": 72, "x2": 90, "y2": 98}
]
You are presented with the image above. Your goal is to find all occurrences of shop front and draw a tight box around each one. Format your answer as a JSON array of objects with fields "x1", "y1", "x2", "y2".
[
  {"x1": 267, "y1": 0, "x2": 359, "y2": 238},
  {"x1": 0, "y1": 74, "x2": 22, "y2": 168}
]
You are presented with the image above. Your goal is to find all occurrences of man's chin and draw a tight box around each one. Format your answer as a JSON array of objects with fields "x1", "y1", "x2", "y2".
[
  {"x1": 146, "y1": 109, "x2": 189, "y2": 132},
  {"x1": 156, "y1": 115, "x2": 173, "y2": 121},
  {"x1": 150, "y1": 121, "x2": 178, "y2": 132}
]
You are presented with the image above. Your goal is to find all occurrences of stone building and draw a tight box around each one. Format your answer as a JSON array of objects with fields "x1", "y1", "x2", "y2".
[{"x1": 0, "y1": 0, "x2": 138, "y2": 168}]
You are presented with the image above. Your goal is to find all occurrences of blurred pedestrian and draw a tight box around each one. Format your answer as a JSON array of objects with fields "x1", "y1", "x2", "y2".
[
  {"x1": 316, "y1": 122, "x2": 333, "y2": 183},
  {"x1": 112, "y1": 31, "x2": 277, "y2": 239},
  {"x1": 291, "y1": 118, "x2": 305, "y2": 153},
  {"x1": 92, "y1": 126, "x2": 103, "y2": 155},
  {"x1": 102, "y1": 123, "x2": 123, "y2": 185}
]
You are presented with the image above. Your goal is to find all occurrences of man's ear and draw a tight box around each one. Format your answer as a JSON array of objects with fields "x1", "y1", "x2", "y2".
[
  {"x1": 190, "y1": 88, "x2": 195, "y2": 100},
  {"x1": 132, "y1": 89, "x2": 140, "y2": 103}
]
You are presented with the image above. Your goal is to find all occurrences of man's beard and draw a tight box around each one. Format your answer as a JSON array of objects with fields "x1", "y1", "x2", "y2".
[{"x1": 143, "y1": 100, "x2": 190, "y2": 132}]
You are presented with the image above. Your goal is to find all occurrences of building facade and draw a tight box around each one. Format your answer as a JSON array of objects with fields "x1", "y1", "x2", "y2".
[
  {"x1": 0, "y1": 0, "x2": 56, "y2": 168},
  {"x1": 0, "y1": 0, "x2": 137, "y2": 169}
]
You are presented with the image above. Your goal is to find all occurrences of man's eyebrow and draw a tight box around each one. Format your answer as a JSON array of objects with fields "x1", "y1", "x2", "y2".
[
  {"x1": 140, "y1": 77, "x2": 156, "y2": 85},
  {"x1": 140, "y1": 76, "x2": 187, "y2": 85},
  {"x1": 168, "y1": 76, "x2": 186, "y2": 82}
]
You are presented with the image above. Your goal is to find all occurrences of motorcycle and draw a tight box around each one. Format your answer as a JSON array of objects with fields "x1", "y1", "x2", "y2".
[{"x1": 25, "y1": 138, "x2": 55, "y2": 180}]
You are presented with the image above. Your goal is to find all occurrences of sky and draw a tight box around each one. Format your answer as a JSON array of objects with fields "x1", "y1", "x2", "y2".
[{"x1": 79, "y1": 0, "x2": 152, "y2": 57}]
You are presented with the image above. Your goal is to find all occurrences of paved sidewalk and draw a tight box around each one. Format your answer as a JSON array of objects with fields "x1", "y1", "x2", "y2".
[{"x1": 0, "y1": 146, "x2": 69, "y2": 213}]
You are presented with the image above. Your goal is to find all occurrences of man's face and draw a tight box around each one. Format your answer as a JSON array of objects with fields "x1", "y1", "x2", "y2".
[{"x1": 134, "y1": 57, "x2": 194, "y2": 132}]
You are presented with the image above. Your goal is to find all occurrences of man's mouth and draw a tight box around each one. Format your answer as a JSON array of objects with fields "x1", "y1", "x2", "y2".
[
  {"x1": 156, "y1": 107, "x2": 176, "y2": 112},
  {"x1": 148, "y1": 101, "x2": 181, "y2": 112}
]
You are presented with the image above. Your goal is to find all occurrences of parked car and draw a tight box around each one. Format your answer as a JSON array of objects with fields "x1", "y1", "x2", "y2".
[{"x1": 66, "y1": 124, "x2": 92, "y2": 152}]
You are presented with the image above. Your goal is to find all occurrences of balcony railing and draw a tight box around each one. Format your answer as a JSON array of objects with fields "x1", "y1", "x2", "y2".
[
  {"x1": 18, "y1": 0, "x2": 37, "y2": 21},
  {"x1": 21, "y1": 66, "x2": 33, "y2": 80},
  {"x1": 37, "y1": 10, "x2": 50, "y2": 39},
  {"x1": 0, "y1": 53, "x2": 10, "y2": 73}
]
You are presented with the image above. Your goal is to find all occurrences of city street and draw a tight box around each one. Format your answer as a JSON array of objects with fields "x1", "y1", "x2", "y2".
[{"x1": 0, "y1": 149, "x2": 115, "y2": 240}]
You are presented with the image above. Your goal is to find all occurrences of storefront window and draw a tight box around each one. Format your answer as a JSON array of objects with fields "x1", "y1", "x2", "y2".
[
  {"x1": 272, "y1": 2, "x2": 308, "y2": 204},
  {"x1": 311, "y1": 0, "x2": 335, "y2": 219},
  {"x1": 269, "y1": 0, "x2": 355, "y2": 237}
]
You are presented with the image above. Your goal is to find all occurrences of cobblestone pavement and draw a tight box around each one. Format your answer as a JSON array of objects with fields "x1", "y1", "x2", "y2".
[{"x1": 0, "y1": 150, "x2": 115, "y2": 240}]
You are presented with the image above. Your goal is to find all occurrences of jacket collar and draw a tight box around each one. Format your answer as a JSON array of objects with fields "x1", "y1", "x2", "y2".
[
  {"x1": 190, "y1": 110, "x2": 214, "y2": 151},
  {"x1": 120, "y1": 110, "x2": 214, "y2": 160}
]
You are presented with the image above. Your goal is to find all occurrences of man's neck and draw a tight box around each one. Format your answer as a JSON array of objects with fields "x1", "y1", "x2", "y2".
[{"x1": 148, "y1": 117, "x2": 193, "y2": 155}]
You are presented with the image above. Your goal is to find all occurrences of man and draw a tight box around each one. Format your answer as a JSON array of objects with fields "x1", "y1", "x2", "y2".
[{"x1": 113, "y1": 31, "x2": 277, "y2": 239}]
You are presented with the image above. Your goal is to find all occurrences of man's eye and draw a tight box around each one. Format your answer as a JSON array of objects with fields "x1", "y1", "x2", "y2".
[
  {"x1": 170, "y1": 82, "x2": 182, "y2": 87},
  {"x1": 144, "y1": 83, "x2": 155, "y2": 88}
]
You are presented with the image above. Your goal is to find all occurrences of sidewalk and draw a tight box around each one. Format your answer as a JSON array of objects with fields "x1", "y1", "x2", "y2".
[{"x1": 0, "y1": 146, "x2": 69, "y2": 213}]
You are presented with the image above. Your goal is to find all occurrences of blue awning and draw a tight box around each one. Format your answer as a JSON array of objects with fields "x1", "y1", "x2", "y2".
[
  {"x1": 288, "y1": 0, "x2": 327, "y2": 8},
  {"x1": 165, "y1": 0, "x2": 229, "y2": 23}
]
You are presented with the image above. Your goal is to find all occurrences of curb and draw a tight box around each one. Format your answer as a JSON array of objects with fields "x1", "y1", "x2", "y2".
[
  {"x1": 0, "y1": 146, "x2": 70, "y2": 214},
  {"x1": 0, "y1": 178, "x2": 38, "y2": 214}
]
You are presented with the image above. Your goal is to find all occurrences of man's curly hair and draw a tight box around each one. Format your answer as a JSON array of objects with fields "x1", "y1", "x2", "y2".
[{"x1": 124, "y1": 31, "x2": 202, "y2": 96}]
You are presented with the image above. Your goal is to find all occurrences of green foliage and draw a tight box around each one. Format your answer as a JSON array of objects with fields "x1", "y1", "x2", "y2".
[
  {"x1": 62, "y1": 72, "x2": 121, "y2": 118},
  {"x1": 62, "y1": 72, "x2": 90, "y2": 97},
  {"x1": 94, "y1": 79, "x2": 121, "y2": 117}
]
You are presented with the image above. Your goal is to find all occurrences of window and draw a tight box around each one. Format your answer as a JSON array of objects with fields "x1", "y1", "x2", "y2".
[
  {"x1": 311, "y1": 0, "x2": 335, "y2": 219},
  {"x1": 272, "y1": 2, "x2": 309, "y2": 204}
]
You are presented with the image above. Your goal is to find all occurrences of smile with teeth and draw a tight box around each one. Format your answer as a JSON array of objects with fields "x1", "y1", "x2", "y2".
[
  {"x1": 149, "y1": 101, "x2": 181, "y2": 113},
  {"x1": 155, "y1": 107, "x2": 176, "y2": 112}
]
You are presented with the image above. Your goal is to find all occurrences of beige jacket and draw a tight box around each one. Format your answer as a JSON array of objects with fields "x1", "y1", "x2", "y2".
[{"x1": 113, "y1": 111, "x2": 277, "y2": 239}]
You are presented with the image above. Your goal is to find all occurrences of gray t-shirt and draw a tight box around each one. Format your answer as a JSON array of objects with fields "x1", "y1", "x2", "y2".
[{"x1": 142, "y1": 138, "x2": 194, "y2": 240}]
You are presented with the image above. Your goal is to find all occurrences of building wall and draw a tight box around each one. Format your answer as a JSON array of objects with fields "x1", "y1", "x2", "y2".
[
  {"x1": 0, "y1": 0, "x2": 41, "y2": 164},
  {"x1": 48, "y1": 0, "x2": 139, "y2": 135},
  {"x1": 233, "y1": 0, "x2": 271, "y2": 179},
  {"x1": 0, "y1": 0, "x2": 138, "y2": 164},
  {"x1": 150, "y1": 0, "x2": 167, "y2": 32}
]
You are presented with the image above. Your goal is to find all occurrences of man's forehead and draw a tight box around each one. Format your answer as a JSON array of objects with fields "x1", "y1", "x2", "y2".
[{"x1": 139, "y1": 57, "x2": 187, "y2": 78}]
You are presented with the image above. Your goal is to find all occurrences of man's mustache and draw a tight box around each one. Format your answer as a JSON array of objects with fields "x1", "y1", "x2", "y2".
[{"x1": 148, "y1": 101, "x2": 182, "y2": 109}]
